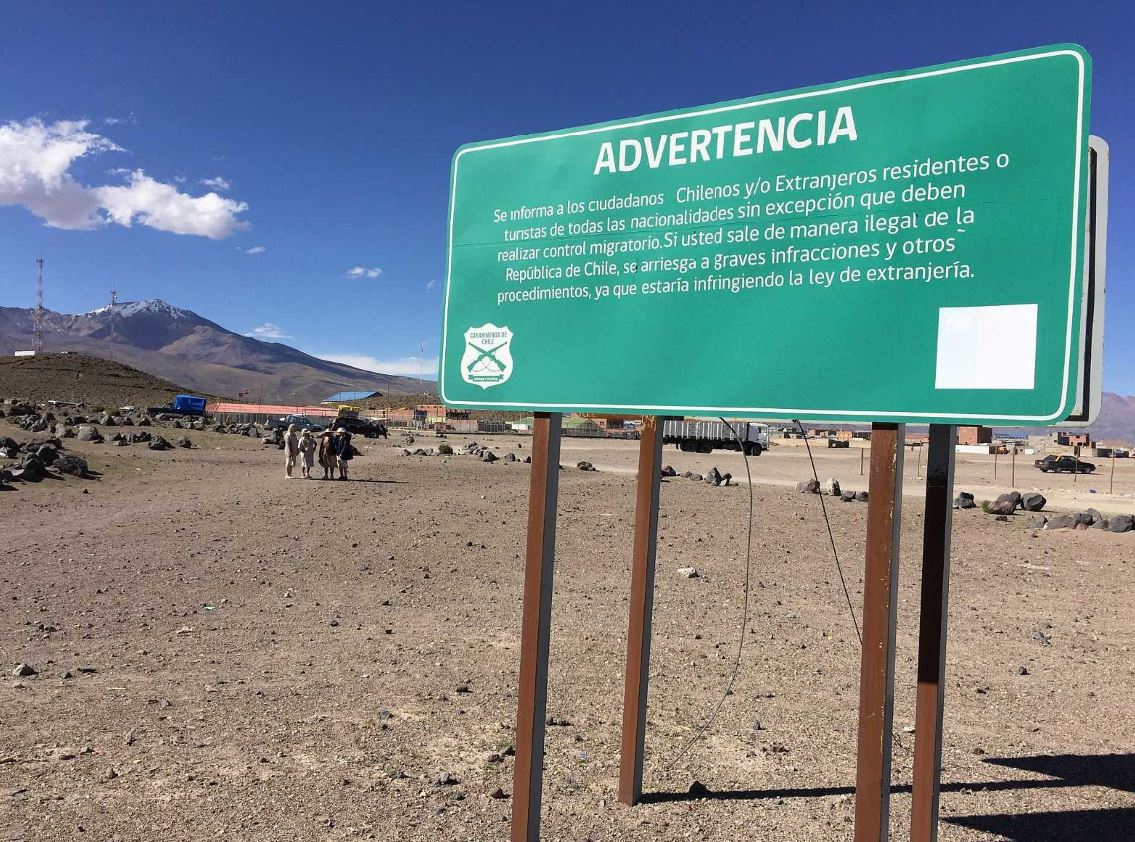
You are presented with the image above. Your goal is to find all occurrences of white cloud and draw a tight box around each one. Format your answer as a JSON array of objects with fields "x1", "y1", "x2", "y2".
[
  {"x1": 346, "y1": 265, "x2": 382, "y2": 279},
  {"x1": 426, "y1": 279, "x2": 438, "y2": 290},
  {"x1": 0, "y1": 117, "x2": 249, "y2": 238},
  {"x1": 318, "y1": 352, "x2": 438, "y2": 379},
  {"x1": 246, "y1": 322, "x2": 291, "y2": 340},
  {"x1": 200, "y1": 176, "x2": 231, "y2": 191},
  {"x1": 245, "y1": 245, "x2": 266, "y2": 254}
]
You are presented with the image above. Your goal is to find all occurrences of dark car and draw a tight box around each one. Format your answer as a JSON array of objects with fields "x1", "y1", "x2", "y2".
[
  {"x1": 266, "y1": 414, "x2": 326, "y2": 432},
  {"x1": 330, "y1": 416, "x2": 388, "y2": 439},
  {"x1": 1034, "y1": 454, "x2": 1095, "y2": 474}
]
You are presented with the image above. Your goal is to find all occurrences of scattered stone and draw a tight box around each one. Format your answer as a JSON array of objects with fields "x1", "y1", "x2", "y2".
[
  {"x1": 840, "y1": 490, "x2": 856, "y2": 502},
  {"x1": 545, "y1": 716, "x2": 571, "y2": 727},
  {"x1": 148, "y1": 436, "x2": 173, "y2": 451},
  {"x1": 13, "y1": 663, "x2": 37, "y2": 677},
  {"x1": 488, "y1": 786, "x2": 508, "y2": 800},
  {"x1": 76, "y1": 425, "x2": 103, "y2": 443},
  {"x1": 687, "y1": 779, "x2": 710, "y2": 797},
  {"x1": 660, "y1": 465, "x2": 677, "y2": 477},
  {"x1": 1024, "y1": 514, "x2": 1047, "y2": 530},
  {"x1": 854, "y1": 490, "x2": 869, "y2": 503},
  {"x1": 481, "y1": 451, "x2": 498, "y2": 463},
  {"x1": 522, "y1": 456, "x2": 531, "y2": 464},
  {"x1": 485, "y1": 752, "x2": 503, "y2": 765},
  {"x1": 675, "y1": 567, "x2": 699, "y2": 579},
  {"x1": 822, "y1": 477, "x2": 841, "y2": 496},
  {"x1": 434, "y1": 772, "x2": 459, "y2": 786},
  {"x1": 704, "y1": 467, "x2": 723, "y2": 486},
  {"x1": 53, "y1": 455, "x2": 88, "y2": 477},
  {"x1": 688, "y1": 473, "x2": 703, "y2": 482},
  {"x1": 1032, "y1": 629, "x2": 1052, "y2": 646},
  {"x1": 1017, "y1": 665, "x2": 1030, "y2": 676},
  {"x1": 576, "y1": 461, "x2": 595, "y2": 471},
  {"x1": 1044, "y1": 513, "x2": 1077, "y2": 530},
  {"x1": 984, "y1": 499, "x2": 1015, "y2": 516},
  {"x1": 176, "y1": 436, "x2": 193, "y2": 449},
  {"x1": 1107, "y1": 514, "x2": 1134, "y2": 533},
  {"x1": 1021, "y1": 493, "x2": 1047, "y2": 512},
  {"x1": 955, "y1": 491, "x2": 976, "y2": 509},
  {"x1": 795, "y1": 478, "x2": 820, "y2": 494},
  {"x1": 502, "y1": 452, "x2": 516, "y2": 462}
]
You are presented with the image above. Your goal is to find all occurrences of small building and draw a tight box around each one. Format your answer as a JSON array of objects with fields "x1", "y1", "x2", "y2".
[
  {"x1": 1057, "y1": 431, "x2": 1092, "y2": 448},
  {"x1": 957, "y1": 426, "x2": 993, "y2": 446}
]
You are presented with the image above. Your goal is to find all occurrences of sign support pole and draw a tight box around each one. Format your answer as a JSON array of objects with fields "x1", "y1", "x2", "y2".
[
  {"x1": 853, "y1": 422, "x2": 905, "y2": 842},
  {"x1": 511, "y1": 412, "x2": 562, "y2": 842},
  {"x1": 910, "y1": 424, "x2": 958, "y2": 842},
  {"x1": 618, "y1": 416, "x2": 664, "y2": 806}
]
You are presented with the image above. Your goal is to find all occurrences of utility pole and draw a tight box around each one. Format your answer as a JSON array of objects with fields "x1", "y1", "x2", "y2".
[{"x1": 33, "y1": 258, "x2": 45, "y2": 354}]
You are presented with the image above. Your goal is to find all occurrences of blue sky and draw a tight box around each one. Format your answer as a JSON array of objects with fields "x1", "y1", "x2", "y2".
[{"x1": 0, "y1": 1, "x2": 1131, "y2": 389}]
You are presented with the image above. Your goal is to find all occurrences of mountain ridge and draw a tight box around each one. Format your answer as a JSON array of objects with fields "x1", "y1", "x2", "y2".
[{"x1": 0, "y1": 299, "x2": 429, "y2": 404}]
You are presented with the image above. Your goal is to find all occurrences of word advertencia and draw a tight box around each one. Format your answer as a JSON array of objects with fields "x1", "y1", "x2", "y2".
[{"x1": 593, "y1": 106, "x2": 858, "y2": 175}]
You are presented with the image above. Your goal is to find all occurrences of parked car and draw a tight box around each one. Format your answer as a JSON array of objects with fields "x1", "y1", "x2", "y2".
[
  {"x1": 330, "y1": 416, "x2": 388, "y2": 439},
  {"x1": 1034, "y1": 454, "x2": 1095, "y2": 474},
  {"x1": 265, "y1": 414, "x2": 326, "y2": 432}
]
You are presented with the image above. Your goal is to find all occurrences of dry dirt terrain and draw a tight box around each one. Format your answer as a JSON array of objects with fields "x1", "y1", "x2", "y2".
[{"x1": 1, "y1": 425, "x2": 1132, "y2": 841}]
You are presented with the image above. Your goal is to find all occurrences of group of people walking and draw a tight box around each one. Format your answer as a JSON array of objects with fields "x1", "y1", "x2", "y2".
[{"x1": 283, "y1": 425, "x2": 354, "y2": 480}]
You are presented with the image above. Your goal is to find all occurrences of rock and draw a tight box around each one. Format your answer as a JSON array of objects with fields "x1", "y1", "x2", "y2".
[
  {"x1": 995, "y1": 514, "x2": 1010, "y2": 522},
  {"x1": 985, "y1": 499, "x2": 1016, "y2": 516},
  {"x1": 822, "y1": 477, "x2": 841, "y2": 496},
  {"x1": 687, "y1": 779, "x2": 710, "y2": 797},
  {"x1": 130, "y1": 431, "x2": 152, "y2": 444},
  {"x1": 576, "y1": 461, "x2": 595, "y2": 471},
  {"x1": 795, "y1": 478, "x2": 820, "y2": 494},
  {"x1": 488, "y1": 786, "x2": 508, "y2": 799},
  {"x1": 76, "y1": 425, "x2": 103, "y2": 443},
  {"x1": 434, "y1": 772, "x2": 459, "y2": 786},
  {"x1": 958, "y1": 491, "x2": 975, "y2": 501},
  {"x1": 854, "y1": 490, "x2": 869, "y2": 503},
  {"x1": 13, "y1": 663, "x2": 37, "y2": 677},
  {"x1": 840, "y1": 490, "x2": 856, "y2": 502},
  {"x1": 704, "y1": 467, "x2": 723, "y2": 486},
  {"x1": 1044, "y1": 513, "x2": 1077, "y2": 530},
  {"x1": 545, "y1": 716, "x2": 571, "y2": 727},
  {"x1": 1083, "y1": 508, "x2": 1104, "y2": 526},
  {"x1": 1024, "y1": 514, "x2": 1047, "y2": 530},
  {"x1": 484, "y1": 752, "x2": 503, "y2": 765},
  {"x1": 1032, "y1": 629, "x2": 1052, "y2": 645},
  {"x1": 481, "y1": 451, "x2": 498, "y2": 463},
  {"x1": 53, "y1": 455, "x2": 88, "y2": 477},
  {"x1": 1017, "y1": 665, "x2": 1029, "y2": 676},
  {"x1": 99, "y1": 414, "x2": 116, "y2": 427},
  {"x1": 523, "y1": 456, "x2": 531, "y2": 464},
  {"x1": 688, "y1": 473, "x2": 703, "y2": 482},
  {"x1": 148, "y1": 436, "x2": 173, "y2": 451},
  {"x1": 502, "y1": 452, "x2": 516, "y2": 462},
  {"x1": 1021, "y1": 493, "x2": 1046, "y2": 512},
  {"x1": 995, "y1": 492, "x2": 1021, "y2": 511},
  {"x1": 1107, "y1": 514, "x2": 1134, "y2": 533},
  {"x1": 676, "y1": 567, "x2": 699, "y2": 578},
  {"x1": 176, "y1": 436, "x2": 192, "y2": 449},
  {"x1": 660, "y1": 465, "x2": 677, "y2": 477}
]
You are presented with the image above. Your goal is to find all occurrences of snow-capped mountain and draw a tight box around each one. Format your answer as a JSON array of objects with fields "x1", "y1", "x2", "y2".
[{"x1": 0, "y1": 299, "x2": 426, "y2": 402}]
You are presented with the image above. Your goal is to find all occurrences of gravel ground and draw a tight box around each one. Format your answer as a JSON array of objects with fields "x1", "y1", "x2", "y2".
[{"x1": 1, "y1": 424, "x2": 1132, "y2": 841}]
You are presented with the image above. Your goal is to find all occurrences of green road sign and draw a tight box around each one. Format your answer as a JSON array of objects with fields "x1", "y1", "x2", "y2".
[{"x1": 440, "y1": 45, "x2": 1091, "y2": 425}]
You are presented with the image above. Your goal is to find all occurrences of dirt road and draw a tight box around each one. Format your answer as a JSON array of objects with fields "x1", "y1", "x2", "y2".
[{"x1": 2, "y1": 425, "x2": 1132, "y2": 841}]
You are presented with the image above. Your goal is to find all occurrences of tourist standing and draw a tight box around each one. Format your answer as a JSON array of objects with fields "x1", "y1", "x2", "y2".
[
  {"x1": 297, "y1": 429, "x2": 316, "y2": 479},
  {"x1": 333, "y1": 427, "x2": 354, "y2": 480},
  {"x1": 283, "y1": 424, "x2": 300, "y2": 479},
  {"x1": 318, "y1": 429, "x2": 337, "y2": 479}
]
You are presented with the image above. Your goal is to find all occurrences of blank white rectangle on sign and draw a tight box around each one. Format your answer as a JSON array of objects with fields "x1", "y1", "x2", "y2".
[{"x1": 935, "y1": 304, "x2": 1038, "y2": 390}]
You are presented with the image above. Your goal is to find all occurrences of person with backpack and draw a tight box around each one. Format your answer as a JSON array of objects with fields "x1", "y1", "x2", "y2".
[{"x1": 333, "y1": 427, "x2": 354, "y2": 480}]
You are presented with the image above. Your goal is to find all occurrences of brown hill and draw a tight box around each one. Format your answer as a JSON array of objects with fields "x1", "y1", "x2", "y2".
[
  {"x1": 0, "y1": 352, "x2": 188, "y2": 410},
  {"x1": 0, "y1": 299, "x2": 429, "y2": 404}
]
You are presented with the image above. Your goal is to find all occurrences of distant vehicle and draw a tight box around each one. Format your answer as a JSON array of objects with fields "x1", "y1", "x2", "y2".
[
  {"x1": 337, "y1": 404, "x2": 361, "y2": 417},
  {"x1": 662, "y1": 419, "x2": 768, "y2": 456},
  {"x1": 331, "y1": 415, "x2": 388, "y2": 439},
  {"x1": 266, "y1": 414, "x2": 326, "y2": 432},
  {"x1": 1034, "y1": 454, "x2": 1095, "y2": 474},
  {"x1": 147, "y1": 394, "x2": 207, "y2": 417}
]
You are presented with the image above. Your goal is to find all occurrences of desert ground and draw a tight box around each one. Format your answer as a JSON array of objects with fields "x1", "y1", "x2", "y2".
[{"x1": 1, "y1": 424, "x2": 1132, "y2": 841}]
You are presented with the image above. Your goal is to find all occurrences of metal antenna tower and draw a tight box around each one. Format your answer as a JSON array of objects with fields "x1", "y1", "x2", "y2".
[
  {"x1": 110, "y1": 289, "x2": 118, "y2": 307},
  {"x1": 33, "y1": 258, "x2": 45, "y2": 354}
]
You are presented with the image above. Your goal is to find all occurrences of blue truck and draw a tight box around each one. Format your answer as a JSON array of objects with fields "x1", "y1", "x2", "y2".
[{"x1": 148, "y1": 394, "x2": 208, "y2": 417}]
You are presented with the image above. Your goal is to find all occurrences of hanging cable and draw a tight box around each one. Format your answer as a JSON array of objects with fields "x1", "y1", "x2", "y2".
[
  {"x1": 662, "y1": 417, "x2": 755, "y2": 772},
  {"x1": 795, "y1": 419, "x2": 862, "y2": 645}
]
